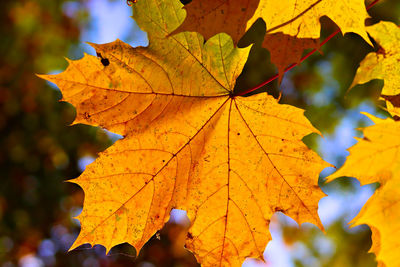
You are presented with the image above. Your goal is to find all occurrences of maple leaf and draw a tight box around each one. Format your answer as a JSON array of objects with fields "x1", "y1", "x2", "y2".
[
  {"x1": 350, "y1": 21, "x2": 400, "y2": 118},
  {"x1": 174, "y1": 0, "x2": 371, "y2": 41},
  {"x1": 250, "y1": 0, "x2": 373, "y2": 79},
  {"x1": 172, "y1": 0, "x2": 370, "y2": 78},
  {"x1": 262, "y1": 33, "x2": 320, "y2": 81},
  {"x1": 39, "y1": 0, "x2": 329, "y2": 265},
  {"x1": 327, "y1": 114, "x2": 400, "y2": 267},
  {"x1": 327, "y1": 113, "x2": 400, "y2": 184},
  {"x1": 352, "y1": 175, "x2": 400, "y2": 267},
  {"x1": 247, "y1": 0, "x2": 371, "y2": 41},
  {"x1": 171, "y1": 0, "x2": 260, "y2": 45}
]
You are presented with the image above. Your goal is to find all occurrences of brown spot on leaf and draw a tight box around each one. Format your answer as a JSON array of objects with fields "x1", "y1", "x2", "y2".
[
  {"x1": 187, "y1": 232, "x2": 193, "y2": 239},
  {"x1": 363, "y1": 136, "x2": 371, "y2": 142}
]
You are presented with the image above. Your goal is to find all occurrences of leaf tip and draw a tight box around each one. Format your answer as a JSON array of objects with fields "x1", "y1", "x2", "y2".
[
  {"x1": 85, "y1": 41, "x2": 95, "y2": 47},
  {"x1": 67, "y1": 239, "x2": 86, "y2": 253},
  {"x1": 362, "y1": 31, "x2": 374, "y2": 47},
  {"x1": 64, "y1": 178, "x2": 79, "y2": 185},
  {"x1": 86, "y1": 42, "x2": 101, "y2": 52},
  {"x1": 35, "y1": 73, "x2": 47, "y2": 80},
  {"x1": 36, "y1": 73, "x2": 57, "y2": 84},
  {"x1": 360, "y1": 112, "x2": 385, "y2": 124},
  {"x1": 324, "y1": 171, "x2": 340, "y2": 184},
  {"x1": 63, "y1": 55, "x2": 70, "y2": 61}
]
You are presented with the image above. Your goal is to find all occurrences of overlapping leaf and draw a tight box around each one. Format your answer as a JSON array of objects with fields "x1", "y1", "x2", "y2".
[
  {"x1": 350, "y1": 21, "x2": 400, "y2": 117},
  {"x1": 327, "y1": 114, "x2": 400, "y2": 184},
  {"x1": 174, "y1": 0, "x2": 371, "y2": 41},
  {"x1": 327, "y1": 114, "x2": 400, "y2": 267},
  {"x1": 247, "y1": 0, "x2": 370, "y2": 40},
  {"x1": 173, "y1": 0, "x2": 370, "y2": 78},
  {"x1": 353, "y1": 175, "x2": 400, "y2": 267},
  {"x1": 330, "y1": 21, "x2": 400, "y2": 267},
  {"x1": 262, "y1": 33, "x2": 319, "y2": 81},
  {"x1": 40, "y1": 0, "x2": 329, "y2": 265},
  {"x1": 171, "y1": 0, "x2": 259, "y2": 45}
]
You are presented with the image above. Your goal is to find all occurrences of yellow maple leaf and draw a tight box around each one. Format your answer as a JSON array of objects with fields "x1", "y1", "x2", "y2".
[
  {"x1": 327, "y1": 114, "x2": 400, "y2": 267},
  {"x1": 352, "y1": 175, "x2": 400, "y2": 267},
  {"x1": 247, "y1": 0, "x2": 371, "y2": 42},
  {"x1": 350, "y1": 21, "x2": 400, "y2": 117},
  {"x1": 327, "y1": 113, "x2": 400, "y2": 184},
  {"x1": 249, "y1": 0, "x2": 373, "y2": 76},
  {"x1": 247, "y1": 0, "x2": 372, "y2": 79},
  {"x1": 39, "y1": 0, "x2": 329, "y2": 265}
]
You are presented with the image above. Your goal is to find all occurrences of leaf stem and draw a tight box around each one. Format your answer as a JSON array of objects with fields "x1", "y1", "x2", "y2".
[{"x1": 236, "y1": 0, "x2": 381, "y2": 97}]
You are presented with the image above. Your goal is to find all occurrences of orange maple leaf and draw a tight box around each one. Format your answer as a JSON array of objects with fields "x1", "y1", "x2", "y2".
[{"x1": 39, "y1": 0, "x2": 329, "y2": 265}]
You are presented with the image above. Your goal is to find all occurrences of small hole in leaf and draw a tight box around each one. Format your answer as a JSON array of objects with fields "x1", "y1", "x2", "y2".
[{"x1": 101, "y1": 58, "x2": 110, "y2": 66}]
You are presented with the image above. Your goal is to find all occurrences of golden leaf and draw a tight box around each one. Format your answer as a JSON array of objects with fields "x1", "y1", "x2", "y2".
[
  {"x1": 327, "y1": 113, "x2": 400, "y2": 184},
  {"x1": 252, "y1": 0, "x2": 372, "y2": 77},
  {"x1": 352, "y1": 176, "x2": 400, "y2": 267},
  {"x1": 327, "y1": 114, "x2": 400, "y2": 267},
  {"x1": 247, "y1": 0, "x2": 370, "y2": 41},
  {"x1": 171, "y1": 0, "x2": 260, "y2": 45},
  {"x1": 350, "y1": 21, "x2": 400, "y2": 117},
  {"x1": 39, "y1": 0, "x2": 329, "y2": 265}
]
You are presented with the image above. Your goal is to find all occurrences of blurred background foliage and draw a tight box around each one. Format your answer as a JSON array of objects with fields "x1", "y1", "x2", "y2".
[{"x1": 0, "y1": 0, "x2": 399, "y2": 266}]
